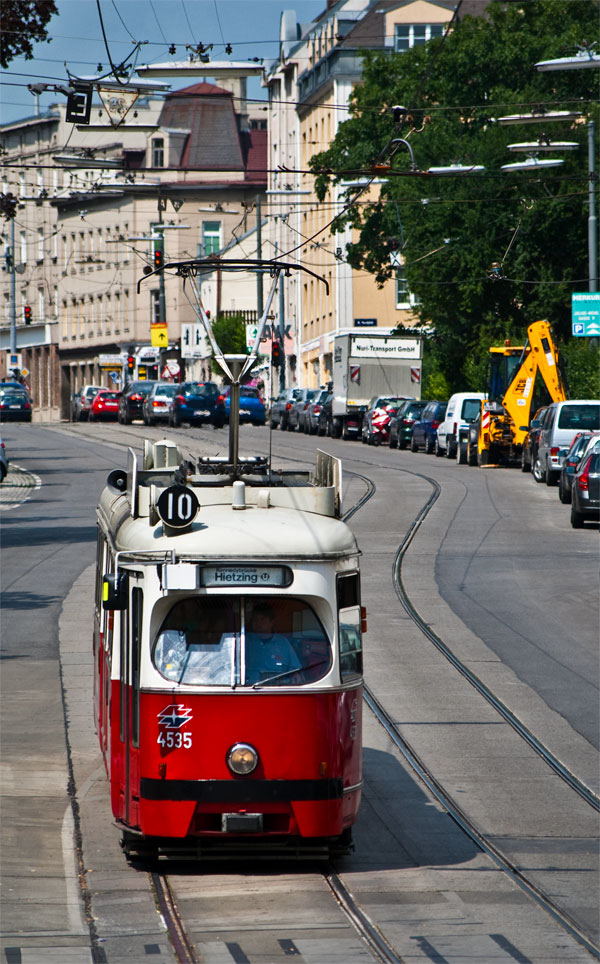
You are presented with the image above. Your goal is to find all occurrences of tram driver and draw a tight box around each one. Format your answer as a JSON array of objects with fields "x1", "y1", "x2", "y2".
[{"x1": 245, "y1": 602, "x2": 301, "y2": 684}]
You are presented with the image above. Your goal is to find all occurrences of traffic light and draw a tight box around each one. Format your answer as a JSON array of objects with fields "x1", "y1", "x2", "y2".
[
  {"x1": 271, "y1": 341, "x2": 282, "y2": 367},
  {"x1": 23, "y1": 305, "x2": 32, "y2": 324},
  {"x1": 154, "y1": 239, "x2": 164, "y2": 270},
  {"x1": 127, "y1": 355, "x2": 135, "y2": 373}
]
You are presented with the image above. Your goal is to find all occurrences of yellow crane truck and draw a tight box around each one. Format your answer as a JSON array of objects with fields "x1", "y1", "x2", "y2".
[{"x1": 465, "y1": 320, "x2": 568, "y2": 467}]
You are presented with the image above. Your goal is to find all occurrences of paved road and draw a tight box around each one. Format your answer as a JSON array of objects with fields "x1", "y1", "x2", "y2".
[{"x1": 1, "y1": 422, "x2": 598, "y2": 964}]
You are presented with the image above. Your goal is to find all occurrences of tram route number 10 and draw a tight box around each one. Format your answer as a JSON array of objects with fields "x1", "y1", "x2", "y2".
[
  {"x1": 156, "y1": 484, "x2": 200, "y2": 529},
  {"x1": 157, "y1": 731, "x2": 192, "y2": 749}
]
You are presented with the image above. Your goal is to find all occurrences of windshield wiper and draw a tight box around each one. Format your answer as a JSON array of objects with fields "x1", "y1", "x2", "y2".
[{"x1": 251, "y1": 659, "x2": 328, "y2": 689}]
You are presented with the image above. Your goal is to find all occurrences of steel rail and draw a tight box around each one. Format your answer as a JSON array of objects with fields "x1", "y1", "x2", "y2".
[
  {"x1": 324, "y1": 869, "x2": 406, "y2": 964},
  {"x1": 391, "y1": 471, "x2": 600, "y2": 813},
  {"x1": 151, "y1": 872, "x2": 199, "y2": 964},
  {"x1": 363, "y1": 684, "x2": 600, "y2": 960}
]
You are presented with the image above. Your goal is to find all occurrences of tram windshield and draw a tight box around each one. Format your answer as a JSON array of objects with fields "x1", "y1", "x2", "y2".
[{"x1": 153, "y1": 596, "x2": 331, "y2": 687}]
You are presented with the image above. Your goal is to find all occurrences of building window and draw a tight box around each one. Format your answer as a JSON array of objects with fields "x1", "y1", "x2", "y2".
[
  {"x1": 37, "y1": 228, "x2": 44, "y2": 261},
  {"x1": 394, "y1": 22, "x2": 445, "y2": 52},
  {"x1": 152, "y1": 138, "x2": 164, "y2": 168},
  {"x1": 38, "y1": 287, "x2": 45, "y2": 321},
  {"x1": 202, "y1": 221, "x2": 221, "y2": 255},
  {"x1": 20, "y1": 231, "x2": 27, "y2": 264}
]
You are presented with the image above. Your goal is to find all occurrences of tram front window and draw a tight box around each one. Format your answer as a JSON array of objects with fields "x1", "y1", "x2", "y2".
[{"x1": 153, "y1": 596, "x2": 331, "y2": 686}]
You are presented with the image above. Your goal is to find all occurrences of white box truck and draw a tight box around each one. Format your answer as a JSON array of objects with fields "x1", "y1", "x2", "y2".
[{"x1": 330, "y1": 333, "x2": 423, "y2": 439}]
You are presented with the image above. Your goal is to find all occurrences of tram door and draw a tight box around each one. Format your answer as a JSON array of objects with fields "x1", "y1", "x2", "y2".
[{"x1": 118, "y1": 580, "x2": 143, "y2": 828}]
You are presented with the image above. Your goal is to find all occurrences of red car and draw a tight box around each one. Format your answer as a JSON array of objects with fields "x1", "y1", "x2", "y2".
[{"x1": 89, "y1": 390, "x2": 121, "y2": 421}]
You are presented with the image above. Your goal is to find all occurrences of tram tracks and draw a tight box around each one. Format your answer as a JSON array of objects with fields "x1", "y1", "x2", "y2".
[{"x1": 58, "y1": 422, "x2": 599, "y2": 961}]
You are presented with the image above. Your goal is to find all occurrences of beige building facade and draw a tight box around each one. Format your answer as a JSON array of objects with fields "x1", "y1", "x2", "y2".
[
  {"x1": 265, "y1": 0, "x2": 457, "y2": 389},
  {"x1": 1, "y1": 82, "x2": 267, "y2": 418}
]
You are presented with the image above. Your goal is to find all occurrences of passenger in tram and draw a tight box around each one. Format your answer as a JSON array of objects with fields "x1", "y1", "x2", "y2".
[{"x1": 245, "y1": 602, "x2": 302, "y2": 684}]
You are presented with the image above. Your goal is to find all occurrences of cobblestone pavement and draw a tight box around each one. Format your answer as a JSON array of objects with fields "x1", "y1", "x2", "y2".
[{"x1": 0, "y1": 463, "x2": 41, "y2": 510}]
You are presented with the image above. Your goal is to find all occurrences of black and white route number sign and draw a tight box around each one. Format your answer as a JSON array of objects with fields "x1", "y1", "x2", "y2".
[{"x1": 156, "y1": 485, "x2": 200, "y2": 528}]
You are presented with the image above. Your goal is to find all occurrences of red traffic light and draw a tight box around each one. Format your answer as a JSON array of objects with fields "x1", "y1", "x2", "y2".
[
  {"x1": 127, "y1": 355, "x2": 135, "y2": 372},
  {"x1": 23, "y1": 305, "x2": 32, "y2": 324},
  {"x1": 271, "y1": 341, "x2": 282, "y2": 366},
  {"x1": 154, "y1": 246, "x2": 163, "y2": 269}
]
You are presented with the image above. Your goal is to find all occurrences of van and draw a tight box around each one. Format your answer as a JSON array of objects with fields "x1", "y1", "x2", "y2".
[
  {"x1": 533, "y1": 400, "x2": 600, "y2": 485},
  {"x1": 435, "y1": 392, "x2": 487, "y2": 458}
]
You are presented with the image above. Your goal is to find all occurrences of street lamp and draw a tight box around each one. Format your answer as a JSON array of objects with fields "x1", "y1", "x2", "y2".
[{"x1": 500, "y1": 156, "x2": 564, "y2": 171}]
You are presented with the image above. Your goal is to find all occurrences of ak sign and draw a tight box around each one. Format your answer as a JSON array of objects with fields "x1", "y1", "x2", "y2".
[{"x1": 571, "y1": 293, "x2": 600, "y2": 337}]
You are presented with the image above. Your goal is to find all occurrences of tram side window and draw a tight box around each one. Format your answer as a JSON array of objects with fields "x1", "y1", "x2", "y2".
[
  {"x1": 152, "y1": 596, "x2": 331, "y2": 686},
  {"x1": 337, "y1": 573, "x2": 362, "y2": 681}
]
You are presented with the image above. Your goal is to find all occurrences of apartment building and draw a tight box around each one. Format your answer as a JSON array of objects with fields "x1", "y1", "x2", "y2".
[
  {"x1": 1, "y1": 80, "x2": 267, "y2": 418},
  {"x1": 264, "y1": 0, "x2": 457, "y2": 389}
]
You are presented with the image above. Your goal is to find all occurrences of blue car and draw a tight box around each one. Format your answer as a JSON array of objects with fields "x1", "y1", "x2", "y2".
[
  {"x1": 410, "y1": 400, "x2": 448, "y2": 454},
  {"x1": 224, "y1": 386, "x2": 266, "y2": 426},
  {"x1": 168, "y1": 382, "x2": 226, "y2": 428}
]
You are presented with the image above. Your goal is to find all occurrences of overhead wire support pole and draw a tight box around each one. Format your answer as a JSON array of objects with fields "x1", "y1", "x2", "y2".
[
  {"x1": 588, "y1": 120, "x2": 598, "y2": 292},
  {"x1": 139, "y1": 258, "x2": 329, "y2": 478}
]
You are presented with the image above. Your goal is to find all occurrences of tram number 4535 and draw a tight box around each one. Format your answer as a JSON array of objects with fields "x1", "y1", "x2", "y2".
[{"x1": 157, "y1": 731, "x2": 192, "y2": 749}]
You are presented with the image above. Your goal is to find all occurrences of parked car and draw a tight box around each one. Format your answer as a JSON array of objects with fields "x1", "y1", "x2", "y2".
[
  {"x1": 222, "y1": 385, "x2": 266, "y2": 426},
  {"x1": 317, "y1": 392, "x2": 334, "y2": 436},
  {"x1": 410, "y1": 400, "x2": 448, "y2": 454},
  {"x1": 389, "y1": 399, "x2": 428, "y2": 449},
  {"x1": 435, "y1": 392, "x2": 487, "y2": 458},
  {"x1": 89, "y1": 390, "x2": 121, "y2": 422},
  {"x1": 0, "y1": 385, "x2": 32, "y2": 422},
  {"x1": 533, "y1": 400, "x2": 600, "y2": 485},
  {"x1": 304, "y1": 389, "x2": 331, "y2": 435},
  {"x1": 288, "y1": 388, "x2": 321, "y2": 431},
  {"x1": 558, "y1": 432, "x2": 600, "y2": 504},
  {"x1": 71, "y1": 385, "x2": 103, "y2": 422},
  {"x1": 520, "y1": 406, "x2": 548, "y2": 473},
  {"x1": 118, "y1": 381, "x2": 157, "y2": 424},
  {"x1": 142, "y1": 382, "x2": 179, "y2": 426},
  {"x1": 168, "y1": 382, "x2": 225, "y2": 428},
  {"x1": 270, "y1": 388, "x2": 303, "y2": 430},
  {"x1": 361, "y1": 396, "x2": 408, "y2": 446},
  {"x1": 570, "y1": 446, "x2": 600, "y2": 528},
  {"x1": 0, "y1": 437, "x2": 8, "y2": 482}
]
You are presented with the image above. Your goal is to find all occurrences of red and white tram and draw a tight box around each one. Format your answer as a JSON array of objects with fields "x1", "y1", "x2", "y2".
[{"x1": 94, "y1": 439, "x2": 364, "y2": 858}]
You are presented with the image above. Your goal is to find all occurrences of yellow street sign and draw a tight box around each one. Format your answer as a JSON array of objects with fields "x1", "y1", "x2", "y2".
[{"x1": 151, "y1": 322, "x2": 168, "y2": 347}]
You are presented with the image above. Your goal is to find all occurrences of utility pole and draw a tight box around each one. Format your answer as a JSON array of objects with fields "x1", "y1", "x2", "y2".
[
  {"x1": 9, "y1": 216, "x2": 16, "y2": 355},
  {"x1": 588, "y1": 120, "x2": 598, "y2": 292},
  {"x1": 256, "y1": 195, "x2": 263, "y2": 315}
]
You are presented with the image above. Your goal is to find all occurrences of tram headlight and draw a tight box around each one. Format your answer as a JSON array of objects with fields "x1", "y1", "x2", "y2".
[{"x1": 226, "y1": 743, "x2": 259, "y2": 776}]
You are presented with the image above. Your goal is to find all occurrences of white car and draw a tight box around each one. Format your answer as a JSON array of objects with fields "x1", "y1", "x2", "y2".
[
  {"x1": 435, "y1": 392, "x2": 487, "y2": 458},
  {"x1": 0, "y1": 438, "x2": 9, "y2": 483}
]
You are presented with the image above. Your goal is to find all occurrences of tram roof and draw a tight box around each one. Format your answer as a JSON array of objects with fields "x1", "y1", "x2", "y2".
[{"x1": 97, "y1": 439, "x2": 359, "y2": 561}]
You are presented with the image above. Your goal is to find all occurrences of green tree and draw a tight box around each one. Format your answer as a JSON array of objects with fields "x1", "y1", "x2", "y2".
[
  {"x1": 1, "y1": 0, "x2": 58, "y2": 68},
  {"x1": 209, "y1": 314, "x2": 248, "y2": 377},
  {"x1": 311, "y1": 0, "x2": 599, "y2": 392}
]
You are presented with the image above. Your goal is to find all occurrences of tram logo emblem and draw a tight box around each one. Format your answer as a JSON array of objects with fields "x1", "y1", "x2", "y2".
[{"x1": 158, "y1": 704, "x2": 193, "y2": 729}]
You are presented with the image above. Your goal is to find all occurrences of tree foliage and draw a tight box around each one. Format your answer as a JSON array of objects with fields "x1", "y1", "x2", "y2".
[
  {"x1": 310, "y1": 0, "x2": 599, "y2": 392},
  {"x1": 1, "y1": 0, "x2": 58, "y2": 68},
  {"x1": 210, "y1": 314, "x2": 248, "y2": 377}
]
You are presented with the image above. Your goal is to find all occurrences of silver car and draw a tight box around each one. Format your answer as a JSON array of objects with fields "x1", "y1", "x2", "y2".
[
  {"x1": 142, "y1": 382, "x2": 179, "y2": 425},
  {"x1": 533, "y1": 400, "x2": 600, "y2": 485}
]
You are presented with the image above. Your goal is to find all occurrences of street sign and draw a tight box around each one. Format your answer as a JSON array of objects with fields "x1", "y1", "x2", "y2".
[
  {"x1": 572, "y1": 292, "x2": 600, "y2": 336},
  {"x1": 181, "y1": 323, "x2": 205, "y2": 357},
  {"x1": 99, "y1": 353, "x2": 124, "y2": 369},
  {"x1": 162, "y1": 361, "x2": 180, "y2": 378},
  {"x1": 151, "y1": 323, "x2": 168, "y2": 348},
  {"x1": 6, "y1": 352, "x2": 22, "y2": 370}
]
